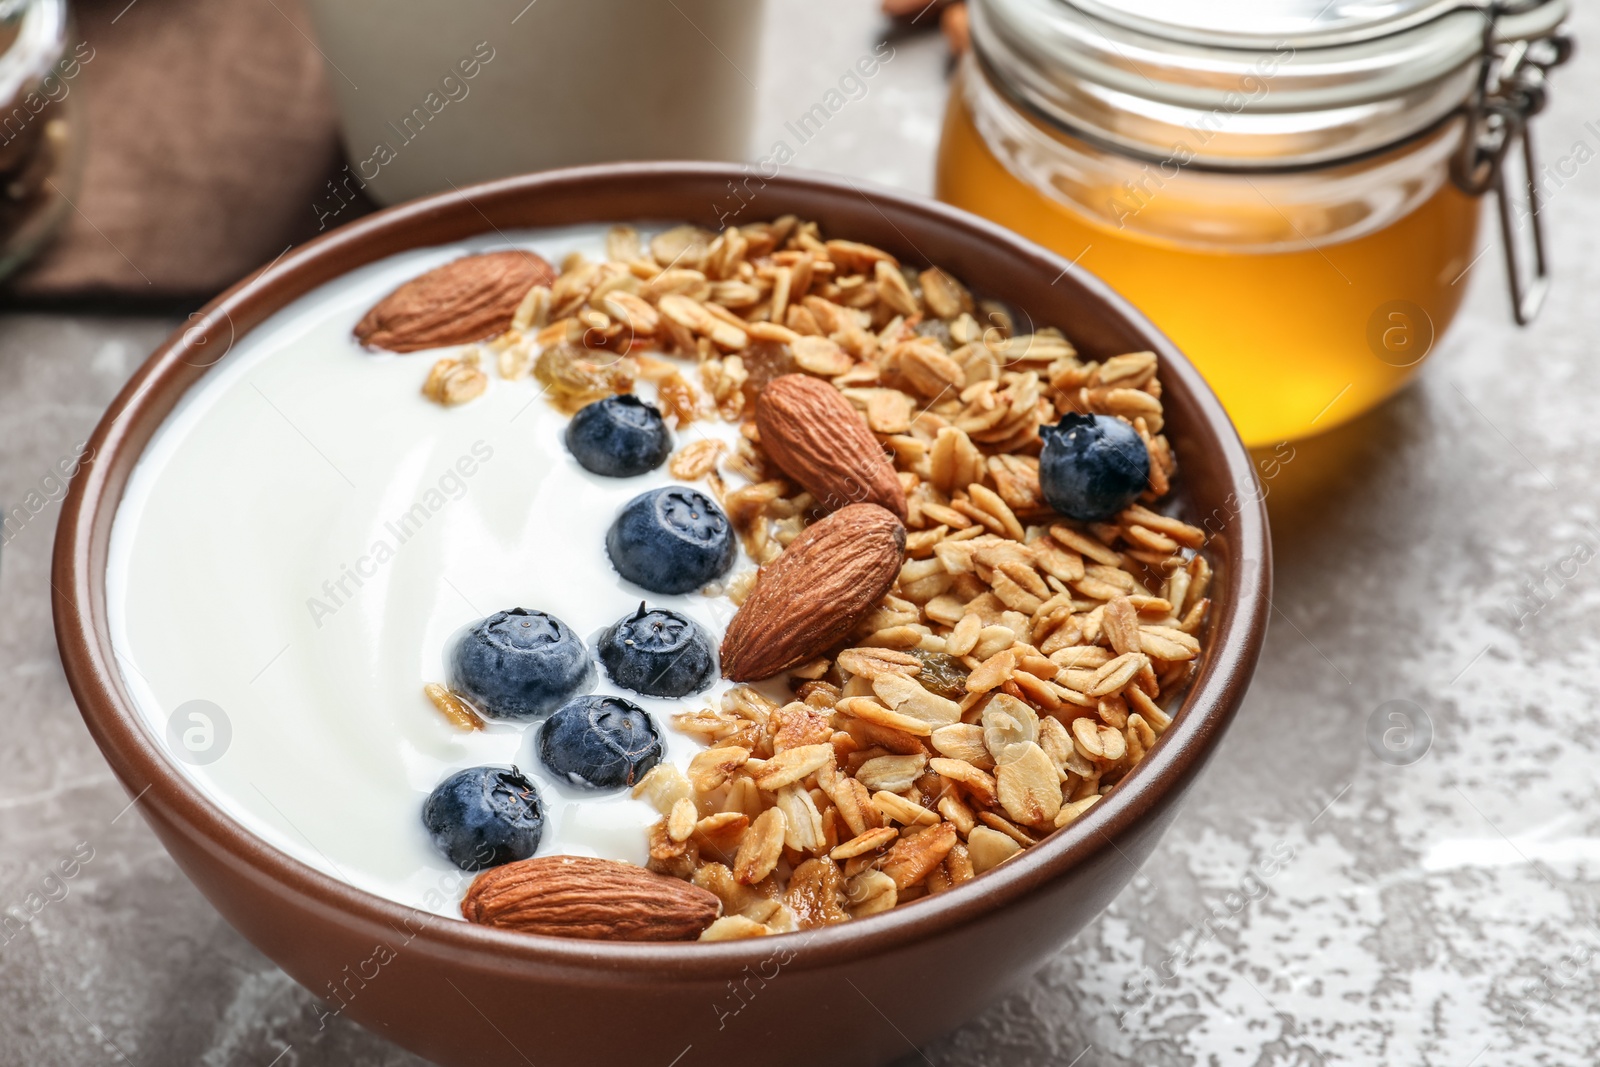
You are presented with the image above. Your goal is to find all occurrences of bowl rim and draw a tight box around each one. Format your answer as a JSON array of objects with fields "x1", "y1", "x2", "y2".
[{"x1": 52, "y1": 161, "x2": 1271, "y2": 977}]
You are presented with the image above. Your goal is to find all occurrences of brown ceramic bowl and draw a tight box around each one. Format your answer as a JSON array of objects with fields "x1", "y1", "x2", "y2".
[{"x1": 53, "y1": 163, "x2": 1270, "y2": 1067}]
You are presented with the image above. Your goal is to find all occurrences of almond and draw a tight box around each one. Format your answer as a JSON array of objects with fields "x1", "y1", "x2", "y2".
[
  {"x1": 755, "y1": 374, "x2": 907, "y2": 520},
  {"x1": 460, "y1": 855, "x2": 720, "y2": 941},
  {"x1": 720, "y1": 503, "x2": 906, "y2": 681},
  {"x1": 354, "y1": 250, "x2": 555, "y2": 352}
]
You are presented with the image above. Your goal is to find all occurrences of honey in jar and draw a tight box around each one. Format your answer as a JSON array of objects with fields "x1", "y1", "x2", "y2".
[{"x1": 936, "y1": 0, "x2": 1570, "y2": 446}]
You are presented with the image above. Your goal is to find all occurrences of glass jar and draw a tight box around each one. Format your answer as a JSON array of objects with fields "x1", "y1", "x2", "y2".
[
  {"x1": 936, "y1": 0, "x2": 1570, "y2": 446},
  {"x1": 0, "y1": 0, "x2": 84, "y2": 281},
  {"x1": 302, "y1": 0, "x2": 765, "y2": 205}
]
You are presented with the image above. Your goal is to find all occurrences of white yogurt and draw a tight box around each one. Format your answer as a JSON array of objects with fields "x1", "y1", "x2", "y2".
[{"x1": 106, "y1": 225, "x2": 756, "y2": 917}]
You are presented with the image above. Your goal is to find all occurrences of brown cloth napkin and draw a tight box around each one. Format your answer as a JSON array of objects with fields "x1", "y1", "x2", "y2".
[{"x1": 6, "y1": 0, "x2": 371, "y2": 302}]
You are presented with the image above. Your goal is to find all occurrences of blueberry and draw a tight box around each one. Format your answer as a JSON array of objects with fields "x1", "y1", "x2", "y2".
[
  {"x1": 422, "y1": 765, "x2": 545, "y2": 871},
  {"x1": 1038, "y1": 413, "x2": 1151, "y2": 522},
  {"x1": 565, "y1": 394, "x2": 672, "y2": 478},
  {"x1": 598, "y1": 603, "x2": 717, "y2": 698},
  {"x1": 448, "y1": 608, "x2": 596, "y2": 722},
  {"x1": 605, "y1": 487, "x2": 736, "y2": 595},
  {"x1": 538, "y1": 695, "x2": 664, "y2": 790}
]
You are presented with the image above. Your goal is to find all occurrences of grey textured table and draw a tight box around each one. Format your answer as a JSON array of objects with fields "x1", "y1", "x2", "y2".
[{"x1": 4, "y1": 2, "x2": 1600, "y2": 1064}]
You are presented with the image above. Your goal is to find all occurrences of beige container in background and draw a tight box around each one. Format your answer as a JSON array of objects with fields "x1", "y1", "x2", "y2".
[{"x1": 302, "y1": 0, "x2": 765, "y2": 205}]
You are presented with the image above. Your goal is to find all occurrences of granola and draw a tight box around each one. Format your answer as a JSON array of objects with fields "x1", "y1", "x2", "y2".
[{"x1": 412, "y1": 218, "x2": 1209, "y2": 939}]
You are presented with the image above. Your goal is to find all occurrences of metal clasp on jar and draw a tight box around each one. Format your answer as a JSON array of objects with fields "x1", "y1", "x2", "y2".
[{"x1": 1452, "y1": 17, "x2": 1573, "y2": 325}]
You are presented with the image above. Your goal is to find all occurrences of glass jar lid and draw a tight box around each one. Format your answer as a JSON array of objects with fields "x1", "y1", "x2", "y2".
[
  {"x1": 1062, "y1": 0, "x2": 1551, "y2": 49},
  {"x1": 972, "y1": 0, "x2": 1569, "y2": 168}
]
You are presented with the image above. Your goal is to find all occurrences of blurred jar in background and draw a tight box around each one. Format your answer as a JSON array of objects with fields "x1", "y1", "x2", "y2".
[
  {"x1": 303, "y1": 0, "x2": 765, "y2": 207},
  {"x1": 937, "y1": 0, "x2": 1569, "y2": 446},
  {"x1": 0, "y1": 0, "x2": 85, "y2": 281}
]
